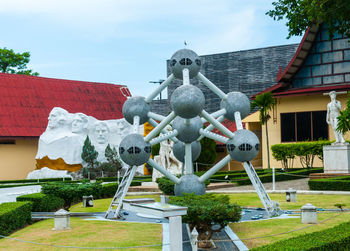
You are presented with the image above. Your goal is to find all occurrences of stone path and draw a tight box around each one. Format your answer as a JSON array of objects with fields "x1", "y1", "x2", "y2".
[{"x1": 0, "y1": 185, "x2": 41, "y2": 204}]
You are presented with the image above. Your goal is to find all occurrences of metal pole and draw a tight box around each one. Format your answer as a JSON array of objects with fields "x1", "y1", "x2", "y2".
[
  {"x1": 199, "y1": 128, "x2": 229, "y2": 144},
  {"x1": 184, "y1": 143, "x2": 193, "y2": 174},
  {"x1": 145, "y1": 74, "x2": 174, "y2": 103},
  {"x1": 201, "y1": 110, "x2": 234, "y2": 138},
  {"x1": 197, "y1": 72, "x2": 227, "y2": 100},
  {"x1": 197, "y1": 115, "x2": 225, "y2": 141},
  {"x1": 182, "y1": 68, "x2": 190, "y2": 85},
  {"x1": 198, "y1": 155, "x2": 232, "y2": 183},
  {"x1": 272, "y1": 167, "x2": 276, "y2": 191},
  {"x1": 148, "y1": 118, "x2": 179, "y2": 143},
  {"x1": 147, "y1": 158, "x2": 180, "y2": 184},
  {"x1": 234, "y1": 111, "x2": 243, "y2": 130},
  {"x1": 144, "y1": 111, "x2": 176, "y2": 142}
]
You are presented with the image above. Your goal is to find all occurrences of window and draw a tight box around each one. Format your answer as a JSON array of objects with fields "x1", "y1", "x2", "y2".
[{"x1": 281, "y1": 111, "x2": 328, "y2": 142}]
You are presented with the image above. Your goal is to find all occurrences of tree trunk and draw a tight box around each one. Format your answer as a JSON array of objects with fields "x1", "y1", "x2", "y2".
[{"x1": 265, "y1": 122, "x2": 271, "y2": 169}]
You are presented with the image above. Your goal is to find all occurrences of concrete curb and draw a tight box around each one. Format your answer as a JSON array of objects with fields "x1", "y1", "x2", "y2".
[{"x1": 208, "y1": 190, "x2": 350, "y2": 195}]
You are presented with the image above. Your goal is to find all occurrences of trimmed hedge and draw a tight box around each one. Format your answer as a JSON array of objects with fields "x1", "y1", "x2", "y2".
[
  {"x1": 16, "y1": 193, "x2": 64, "y2": 212},
  {"x1": 234, "y1": 168, "x2": 323, "y2": 186},
  {"x1": 309, "y1": 176, "x2": 350, "y2": 191},
  {"x1": 0, "y1": 177, "x2": 72, "y2": 184},
  {"x1": 101, "y1": 183, "x2": 118, "y2": 198},
  {"x1": 252, "y1": 220, "x2": 350, "y2": 250},
  {"x1": 0, "y1": 201, "x2": 32, "y2": 236}
]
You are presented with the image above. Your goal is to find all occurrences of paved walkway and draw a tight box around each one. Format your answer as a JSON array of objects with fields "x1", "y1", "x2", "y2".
[{"x1": 0, "y1": 185, "x2": 41, "y2": 204}]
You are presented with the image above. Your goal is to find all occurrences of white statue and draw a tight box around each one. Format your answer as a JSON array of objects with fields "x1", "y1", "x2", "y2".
[
  {"x1": 326, "y1": 91, "x2": 346, "y2": 144},
  {"x1": 93, "y1": 121, "x2": 111, "y2": 163},
  {"x1": 152, "y1": 126, "x2": 182, "y2": 182}
]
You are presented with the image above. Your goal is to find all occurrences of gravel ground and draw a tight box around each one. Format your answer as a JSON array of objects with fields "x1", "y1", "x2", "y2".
[{"x1": 223, "y1": 178, "x2": 310, "y2": 191}]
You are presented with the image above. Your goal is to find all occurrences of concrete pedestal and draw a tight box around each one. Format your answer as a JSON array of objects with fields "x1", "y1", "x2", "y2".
[
  {"x1": 286, "y1": 188, "x2": 297, "y2": 202},
  {"x1": 301, "y1": 203, "x2": 317, "y2": 224},
  {"x1": 323, "y1": 144, "x2": 350, "y2": 173},
  {"x1": 53, "y1": 209, "x2": 71, "y2": 230}
]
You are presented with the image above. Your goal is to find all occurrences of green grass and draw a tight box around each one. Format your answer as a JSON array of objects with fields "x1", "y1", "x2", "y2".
[
  {"x1": 69, "y1": 195, "x2": 161, "y2": 213},
  {"x1": 0, "y1": 218, "x2": 162, "y2": 251},
  {"x1": 231, "y1": 212, "x2": 350, "y2": 249},
  {"x1": 222, "y1": 193, "x2": 350, "y2": 210}
]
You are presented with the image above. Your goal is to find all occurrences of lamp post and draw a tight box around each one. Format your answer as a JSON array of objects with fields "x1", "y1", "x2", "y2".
[{"x1": 149, "y1": 79, "x2": 165, "y2": 100}]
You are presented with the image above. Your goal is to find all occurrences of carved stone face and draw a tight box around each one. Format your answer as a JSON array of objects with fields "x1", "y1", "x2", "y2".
[
  {"x1": 48, "y1": 108, "x2": 67, "y2": 129},
  {"x1": 72, "y1": 114, "x2": 87, "y2": 133},
  {"x1": 95, "y1": 123, "x2": 109, "y2": 144},
  {"x1": 330, "y1": 92, "x2": 336, "y2": 101}
]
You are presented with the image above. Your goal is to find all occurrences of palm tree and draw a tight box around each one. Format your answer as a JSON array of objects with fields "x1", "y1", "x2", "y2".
[
  {"x1": 251, "y1": 92, "x2": 276, "y2": 169},
  {"x1": 337, "y1": 96, "x2": 350, "y2": 135}
]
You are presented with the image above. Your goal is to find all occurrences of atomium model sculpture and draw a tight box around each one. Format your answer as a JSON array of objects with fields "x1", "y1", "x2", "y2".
[{"x1": 119, "y1": 48, "x2": 282, "y2": 217}]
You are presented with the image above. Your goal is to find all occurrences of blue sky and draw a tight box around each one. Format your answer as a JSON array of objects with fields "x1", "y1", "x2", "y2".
[{"x1": 0, "y1": 0, "x2": 302, "y2": 98}]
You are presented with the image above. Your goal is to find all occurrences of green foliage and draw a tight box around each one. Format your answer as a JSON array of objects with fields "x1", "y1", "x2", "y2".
[
  {"x1": 16, "y1": 193, "x2": 64, "y2": 212},
  {"x1": 156, "y1": 175, "x2": 210, "y2": 195},
  {"x1": 41, "y1": 182, "x2": 102, "y2": 210},
  {"x1": 252, "y1": 220, "x2": 350, "y2": 251},
  {"x1": 266, "y1": 0, "x2": 350, "y2": 39},
  {"x1": 156, "y1": 176, "x2": 175, "y2": 195},
  {"x1": 271, "y1": 141, "x2": 331, "y2": 169},
  {"x1": 334, "y1": 203, "x2": 346, "y2": 211},
  {"x1": 105, "y1": 144, "x2": 122, "y2": 170},
  {"x1": 169, "y1": 193, "x2": 241, "y2": 248},
  {"x1": 0, "y1": 177, "x2": 72, "y2": 184},
  {"x1": 251, "y1": 92, "x2": 276, "y2": 169},
  {"x1": 101, "y1": 183, "x2": 119, "y2": 198},
  {"x1": 151, "y1": 143, "x2": 160, "y2": 157},
  {"x1": 82, "y1": 162, "x2": 121, "y2": 179},
  {"x1": 0, "y1": 201, "x2": 32, "y2": 236},
  {"x1": 81, "y1": 136, "x2": 99, "y2": 169},
  {"x1": 196, "y1": 137, "x2": 217, "y2": 170},
  {"x1": 337, "y1": 94, "x2": 350, "y2": 134},
  {"x1": 308, "y1": 176, "x2": 350, "y2": 191},
  {"x1": 235, "y1": 168, "x2": 322, "y2": 186},
  {"x1": 0, "y1": 47, "x2": 39, "y2": 76}
]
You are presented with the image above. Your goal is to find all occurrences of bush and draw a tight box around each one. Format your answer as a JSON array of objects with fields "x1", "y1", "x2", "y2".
[
  {"x1": 271, "y1": 141, "x2": 331, "y2": 170},
  {"x1": 170, "y1": 193, "x2": 241, "y2": 248},
  {"x1": 101, "y1": 183, "x2": 118, "y2": 198},
  {"x1": 0, "y1": 177, "x2": 72, "y2": 184},
  {"x1": 41, "y1": 182, "x2": 102, "y2": 210},
  {"x1": 0, "y1": 202, "x2": 32, "y2": 236},
  {"x1": 16, "y1": 193, "x2": 64, "y2": 212},
  {"x1": 252, "y1": 220, "x2": 350, "y2": 250},
  {"x1": 235, "y1": 168, "x2": 322, "y2": 186},
  {"x1": 308, "y1": 176, "x2": 350, "y2": 191},
  {"x1": 156, "y1": 175, "x2": 210, "y2": 195}
]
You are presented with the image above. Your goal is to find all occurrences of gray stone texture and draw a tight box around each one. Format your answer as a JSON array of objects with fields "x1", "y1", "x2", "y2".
[
  {"x1": 316, "y1": 41, "x2": 332, "y2": 53},
  {"x1": 150, "y1": 99, "x2": 169, "y2": 116},
  {"x1": 167, "y1": 44, "x2": 298, "y2": 113},
  {"x1": 173, "y1": 141, "x2": 201, "y2": 163},
  {"x1": 312, "y1": 64, "x2": 332, "y2": 76},
  {"x1": 334, "y1": 62, "x2": 350, "y2": 74},
  {"x1": 174, "y1": 174, "x2": 206, "y2": 196},
  {"x1": 344, "y1": 50, "x2": 350, "y2": 60},
  {"x1": 220, "y1": 91, "x2": 250, "y2": 121},
  {"x1": 345, "y1": 74, "x2": 350, "y2": 82},
  {"x1": 226, "y1": 129, "x2": 260, "y2": 162},
  {"x1": 119, "y1": 133, "x2": 151, "y2": 166},
  {"x1": 122, "y1": 96, "x2": 150, "y2": 125},
  {"x1": 323, "y1": 75, "x2": 344, "y2": 84},
  {"x1": 172, "y1": 116, "x2": 203, "y2": 143},
  {"x1": 333, "y1": 39, "x2": 350, "y2": 50},
  {"x1": 322, "y1": 51, "x2": 343, "y2": 63}
]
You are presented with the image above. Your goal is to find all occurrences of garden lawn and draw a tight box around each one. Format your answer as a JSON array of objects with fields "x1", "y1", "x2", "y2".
[
  {"x1": 0, "y1": 218, "x2": 162, "y2": 251},
  {"x1": 221, "y1": 193, "x2": 350, "y2": 210},
  {"x1": 70, "y1": 194, "x2": 161, "y2": 212},
  {"x1": 230, "y1": 212, "x2": 350, "y2": 249}
]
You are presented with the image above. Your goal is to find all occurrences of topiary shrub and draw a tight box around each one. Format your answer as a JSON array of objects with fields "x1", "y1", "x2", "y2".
[
  {"x1": 0, "y1": 201, "x2": 32, "y2": 236},
  {"x1": 252, "y1": 220, "x2": 350, "y2": 250},
  {"x1": 101, "y1": 183, "x2": 118, "y2": 198},
  {"x1": 170, "y1": 193, "x2": 241, "y2": 248},
  {"x1": 308, "y1": 176, "x2": 350, "y2": 191},
  {"x1": 16, "y1": 193, "x2": 64, "y2": 212},
  {"x1": 41, "y1": 182, "x2": 102, "y2": 210}
]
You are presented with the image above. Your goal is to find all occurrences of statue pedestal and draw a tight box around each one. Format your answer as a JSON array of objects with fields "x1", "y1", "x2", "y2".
[{"x1": 323, "y1": 144, "x2": 350, "y2": 174}]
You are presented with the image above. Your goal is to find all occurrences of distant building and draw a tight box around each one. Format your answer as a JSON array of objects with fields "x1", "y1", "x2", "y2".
[
  {"x1": 0, "y1": 73, "x2": 130, "y2": 180},
  {"x1": 244, "y1": 24, "x2": 350, "y2": 169}
]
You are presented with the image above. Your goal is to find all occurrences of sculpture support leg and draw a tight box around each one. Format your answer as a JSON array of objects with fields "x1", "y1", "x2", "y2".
[
  {"x1": 184, "y1": 143, "x2": 193, "y2": 174},
  {"x1": 182, "y1": 68, "x2": 190, "y2": 85},
  {"x1": 198, "y1": 155, "x2": 231, "y2": 183},
  {"x1": 148, "y1": 118, "x2": 179, "y2": 143},
  {"x1": 201, "y1": 110, "x2": 234, "y2": 138},
  {"x1": 145, "y1": 74, "x2": 174, "y2": 103},
  {"x1": 234, "y1": 111, "x2": 243, "y2": 130},
  {"x1": 199, "y1": 128, "x2": 228, "y2": 144},
  {"x1": 144, "y1": 112, "x2": 176, "y2": 142},
  {"x1": 147, "y1": 158, "x2": 180, "y2": 184}
]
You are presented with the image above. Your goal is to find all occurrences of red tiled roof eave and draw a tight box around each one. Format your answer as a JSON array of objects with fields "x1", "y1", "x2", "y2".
[
  {"x1": 272, "y1": 84, "x2": 350, "y2": 98},
  {"x1": 0, "y1": 73, "x2": 131, "y2": 137}
]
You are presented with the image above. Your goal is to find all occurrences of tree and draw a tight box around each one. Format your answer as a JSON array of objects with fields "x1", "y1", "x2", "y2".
[
  {"x1": 0, "y1": 47, "x2": 39, "y2": 76},
  {"x1": 266, "y1": 0, "x2": 350, "y2": 39},
  {"x1": 337, "y1": 95, "x2": 350, "y2": 135},
  {"x1": 251, "y1": 92, "x2": 276, "y2": 169},
  {"x1": 81, "y1": 136, "x2": 99, "y2": 169},
  {"x1": 169, "y1": 193, "x2": 241, "y2": 248},
  {"x1": 105, "y1": 144, "x2": 122, "y2": 170},
  {"x1": 196, "y1": 137, "x2": 217, "y2": 171}
]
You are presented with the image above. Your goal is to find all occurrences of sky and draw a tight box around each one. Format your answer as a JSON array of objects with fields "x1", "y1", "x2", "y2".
[{"x1": 0, "y1": 0, "x2": 302, "y2": 98}]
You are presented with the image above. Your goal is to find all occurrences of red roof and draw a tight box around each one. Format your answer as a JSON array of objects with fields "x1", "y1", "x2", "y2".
[{"x1": 0, "y1": 73, "x2": 131, "y2": 137}]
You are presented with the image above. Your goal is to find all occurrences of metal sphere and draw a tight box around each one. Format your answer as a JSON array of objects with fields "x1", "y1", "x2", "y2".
[
  {"x1": 173, "y1": 141, "x2": 201, "y2": 163},
  {"x1": 119, "y1": 134, "x2": 151, "y2": 166},
  {"x1": 172, "y1": 116, "x2": 203, "y2": 143},
  {"x1": 170, "y1": 85, "x2": 205, "y2": 119},
  {"x1": 122, "y1": 96, "x2": 150, "y2": 125},
  {"x1": 226, "y1": 129, "x2": 260, "y2": 162},
  {"x1": 169, "y1": 49, "x2": 201, "y2": 79},
  {"x1": 220, "y1": 92, "x2": 250, "y2": 121},
  {"x1": 174, "y1": 174, "x2": 206, "y2": 196}
]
